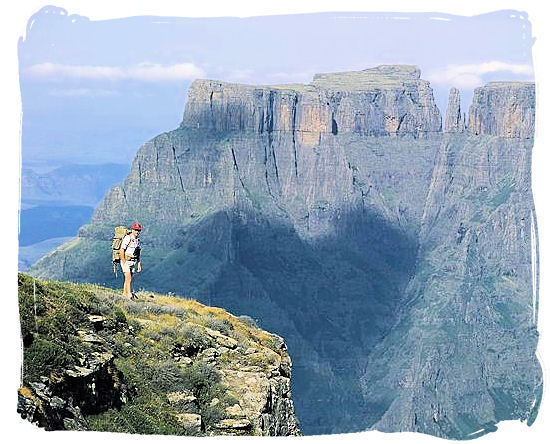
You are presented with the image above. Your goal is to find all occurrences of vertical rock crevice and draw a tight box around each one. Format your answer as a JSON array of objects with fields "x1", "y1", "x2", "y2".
[
  {"x1": 171, "y1": 144, "x2": 187, "y2": 195},
  {"x1": 291, "y1": 94, "x2": 299, "y2": 177}
]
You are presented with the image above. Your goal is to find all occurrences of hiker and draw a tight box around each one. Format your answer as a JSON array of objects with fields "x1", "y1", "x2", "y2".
[{"x1": 120, "y1": 221, "x2": 142, "y2": 299}]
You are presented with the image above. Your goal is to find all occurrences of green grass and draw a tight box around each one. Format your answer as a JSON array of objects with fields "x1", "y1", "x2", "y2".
[
  {"x1": 18, "y1": 272, "x2": 287, "y2": 435},
  {"x1": 490, "y1": 178, "x2": 516, "y2": 208},
  {"x1": 18, "y1": 273, "x2": 102, "y2": 383}
]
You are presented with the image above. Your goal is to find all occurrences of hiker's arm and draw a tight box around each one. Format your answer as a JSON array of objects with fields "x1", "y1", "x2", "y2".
[
  {"x1": 137, "y1": 261, "x2": 142, "y2": 272},
  {"x1": 120, "y1": 247, "x2": 126, "y2": 264}
]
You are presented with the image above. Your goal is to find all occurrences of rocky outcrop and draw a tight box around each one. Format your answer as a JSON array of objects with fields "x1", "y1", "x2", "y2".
[
  {"x1": 17, "y1": 274, "x2": 300, "y2": 436},
  {"x1": 444, "y1": 87, "x2": 465, "y2": 133},
  {"x1": 215, "y1": 336, "x2": 299, "y2": 436},
  {"x1": 18, "y1": 347, "x2": 126, "y2": 430},
  {"x1": 29, "y1": 68, "x2": 540, "y2": 438},
  {"x1": 468, "y1": 82, "x2": 535, "y2": 138}
]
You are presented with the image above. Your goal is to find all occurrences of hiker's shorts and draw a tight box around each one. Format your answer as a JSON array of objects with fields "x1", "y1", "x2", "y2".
[{"x1": 121, "y1": 260, "x2": 136, "y2": 274}]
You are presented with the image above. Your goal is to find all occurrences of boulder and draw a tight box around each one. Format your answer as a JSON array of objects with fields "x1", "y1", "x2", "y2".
[{"x1": 176, "y1": 413, "x2": 203, "y2": 434}]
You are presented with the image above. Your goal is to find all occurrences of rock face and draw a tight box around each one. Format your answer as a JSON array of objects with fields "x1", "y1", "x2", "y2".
[
  {"x1": 18, "y1": 349, "x2": 125, "y2": 431},
  {"x1": 360, "y1": 132, "x2": 539, "y2": 438},
  {"x1": 183, "y1": 65, "x2": 441, "y2": 141},
  {"x1": 29, "y1": 67, "x2": 542, "y2": 438},
  {"x1": 468, "y1": 82, "x2": 535, "y2": 138}
]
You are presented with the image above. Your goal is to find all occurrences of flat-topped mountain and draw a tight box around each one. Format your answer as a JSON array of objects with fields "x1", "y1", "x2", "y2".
[
  {"x1": 29, "y1": 66, "x2": 542, "y2": 438},
  {"x1": 183, "y1": 65, "x2": 441, "y2": 139}
]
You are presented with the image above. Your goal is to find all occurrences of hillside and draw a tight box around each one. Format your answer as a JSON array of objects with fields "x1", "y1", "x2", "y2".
[{"x1": 17, "y1": 273, "x2": 300, "y2": 436}]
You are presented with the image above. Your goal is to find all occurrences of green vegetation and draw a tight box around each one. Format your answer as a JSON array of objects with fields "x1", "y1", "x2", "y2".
[
  {"x1": 18, "y1": 273, "x2": 102, "y2": 382},
  {"x1": 18, "y1": 273, "x2": 287, "y2": 435},
  {"x1": 490, "y1": 178, "x2": 516, "y2": 208},
  {"x1": 88, "y1": 390, "x2": 184, "y2": 435}
]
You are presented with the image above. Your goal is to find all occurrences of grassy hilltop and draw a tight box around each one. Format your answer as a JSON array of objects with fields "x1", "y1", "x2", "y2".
[{"x1": 17, "y1": 273, "x2": 300, "y2": 436}]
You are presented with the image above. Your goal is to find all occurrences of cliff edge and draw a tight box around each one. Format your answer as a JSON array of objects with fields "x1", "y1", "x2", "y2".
[{"x1": 17, "y1": 273, "x2": 300, "y2": 436}]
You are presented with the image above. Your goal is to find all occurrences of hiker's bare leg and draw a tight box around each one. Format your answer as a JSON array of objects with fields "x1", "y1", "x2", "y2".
[{"x1": 123, "y1": 272, "x2": 132, "y2": 297}]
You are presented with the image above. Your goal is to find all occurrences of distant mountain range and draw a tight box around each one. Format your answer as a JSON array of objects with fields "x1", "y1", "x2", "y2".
[
  {"x1": 19, "y1": 205, "x2": 94, "y2": 246},
  {"x1": 29, "y1": 65, "x2": 542, "y2": 439},
  {"x1": 18, "y1": 163, "x2": 130, "y2": 269},
  {"x1": 21, "y1": 163, "x2": 129, "y2": 208},
  {"x1": 18, "y1": 237, "x2": 71, "y2": 270}
]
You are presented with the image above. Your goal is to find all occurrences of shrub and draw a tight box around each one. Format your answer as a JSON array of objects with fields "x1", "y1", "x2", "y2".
[
  {"x1": 248, "y1": 353, "x2": 274, "y2": 370},
  {"x1": 183, "y1": 361, "x2": 221, "y2": 405},
  {"x1": 205, "y1": 317, "x2": 234, "y2": 336},
  {"x1": 113, "y1": 307, "x2": 127, "y2": 325},
  {"x1": 150, "y1": 361, "x2": 189, "y2": 392},
  {"x1": 87, "y1": 392, "x2": 184, "y2": 435},
  {"x1": 103, "y1": 307, "x2": 128, "y2": 331},
  {"x1": 17, "y1": 276, "x2": 37, "y2": 346},
  {"x1": 159, "y1": 325, "x2": 179, "y2": 339},
  {"x1": 175, "y1": 323, "x2": 214, "y2": 355},
  {"x1": 181, "y1": 361, "x2": 238, "y2": 427},
  {"x1": 24, "y1": 337, "x2": 76, "y2": 382},
  {"x1": 238, "y1": 315, "x2": 258, "y2": 329},
  {"x1": 37, "y1": 309, "x2": 75, "y2": 339}
]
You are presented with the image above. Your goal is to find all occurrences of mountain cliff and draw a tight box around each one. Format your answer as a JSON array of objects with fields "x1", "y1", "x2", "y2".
[
  {"x1": 17, "y1": 273, "x2": 300, "y2": 436},
  {"x1": 28, "y1": 66, "x2": 541, "y2": 438},
  {"x1": 361, "y1": 86, "x2": 539, "y2": 438}
]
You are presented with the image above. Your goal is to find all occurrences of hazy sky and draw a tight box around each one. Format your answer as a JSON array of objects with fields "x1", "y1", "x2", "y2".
[{"x1": 18, "y1": 6, "x2": 535, "y2": 167}]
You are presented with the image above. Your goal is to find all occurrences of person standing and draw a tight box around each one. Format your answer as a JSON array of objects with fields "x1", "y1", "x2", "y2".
[{"x1": 120, "y1": 221, "x2": 142, "y2": 299}]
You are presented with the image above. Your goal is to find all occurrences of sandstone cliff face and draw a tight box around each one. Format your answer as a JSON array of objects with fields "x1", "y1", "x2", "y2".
[
  {"x1": 183, "y1": 65, "x2": 441, "y2": 141},
  {"x1": 358, "y1": 82, "x2": 540, "y2": 439},
  {"x1": 29, "y1": 67, "x2": 541, "y2": 438},
  {"x1": 18, "y1": 348, "x2": 125, "y2": 431},
  {"x1": 468, "y1": 82, "x2": 535, "y2": 138},
  {"x1": 360, "y1": 133, "x2": 540, "y2": 438}
]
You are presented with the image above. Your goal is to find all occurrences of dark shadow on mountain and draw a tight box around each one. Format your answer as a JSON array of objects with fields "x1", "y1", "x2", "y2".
[
  {"x1": 28, "y1": 204, "x2": 418, "y2": 434},
  {"x1": 129, "y1": 206, "x2": 419, "y2": 434}
]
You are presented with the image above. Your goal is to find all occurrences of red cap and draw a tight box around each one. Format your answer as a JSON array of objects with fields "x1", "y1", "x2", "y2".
[{"x1": 131, "y1": 222, "x2": 142, "y2": 231}]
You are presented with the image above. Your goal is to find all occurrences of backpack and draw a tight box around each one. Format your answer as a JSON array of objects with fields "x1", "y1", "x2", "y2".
[{"x1": 111, "y1": 226, "x2": 130, "y2": 275}]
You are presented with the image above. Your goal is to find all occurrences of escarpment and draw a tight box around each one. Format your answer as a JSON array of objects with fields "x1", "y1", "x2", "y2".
[
  {"x1": 182, "y1": 65, "x2": 441, "y2": 140},
  {"x1": 28, "y1": 66, "x2": 541, "y2": 438},
  {"x1": 468, "y1": 82, "x2": 535, "y2": 138}
]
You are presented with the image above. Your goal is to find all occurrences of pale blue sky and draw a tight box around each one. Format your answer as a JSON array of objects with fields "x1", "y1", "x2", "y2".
[{"x1": 18, "y1": 6, "x2": 535, "y2": 167}]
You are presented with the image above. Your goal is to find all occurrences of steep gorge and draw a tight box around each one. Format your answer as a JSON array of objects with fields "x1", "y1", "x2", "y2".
[{"x1": 30, "y1": 65, "x2": 541, "y2": 438}]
